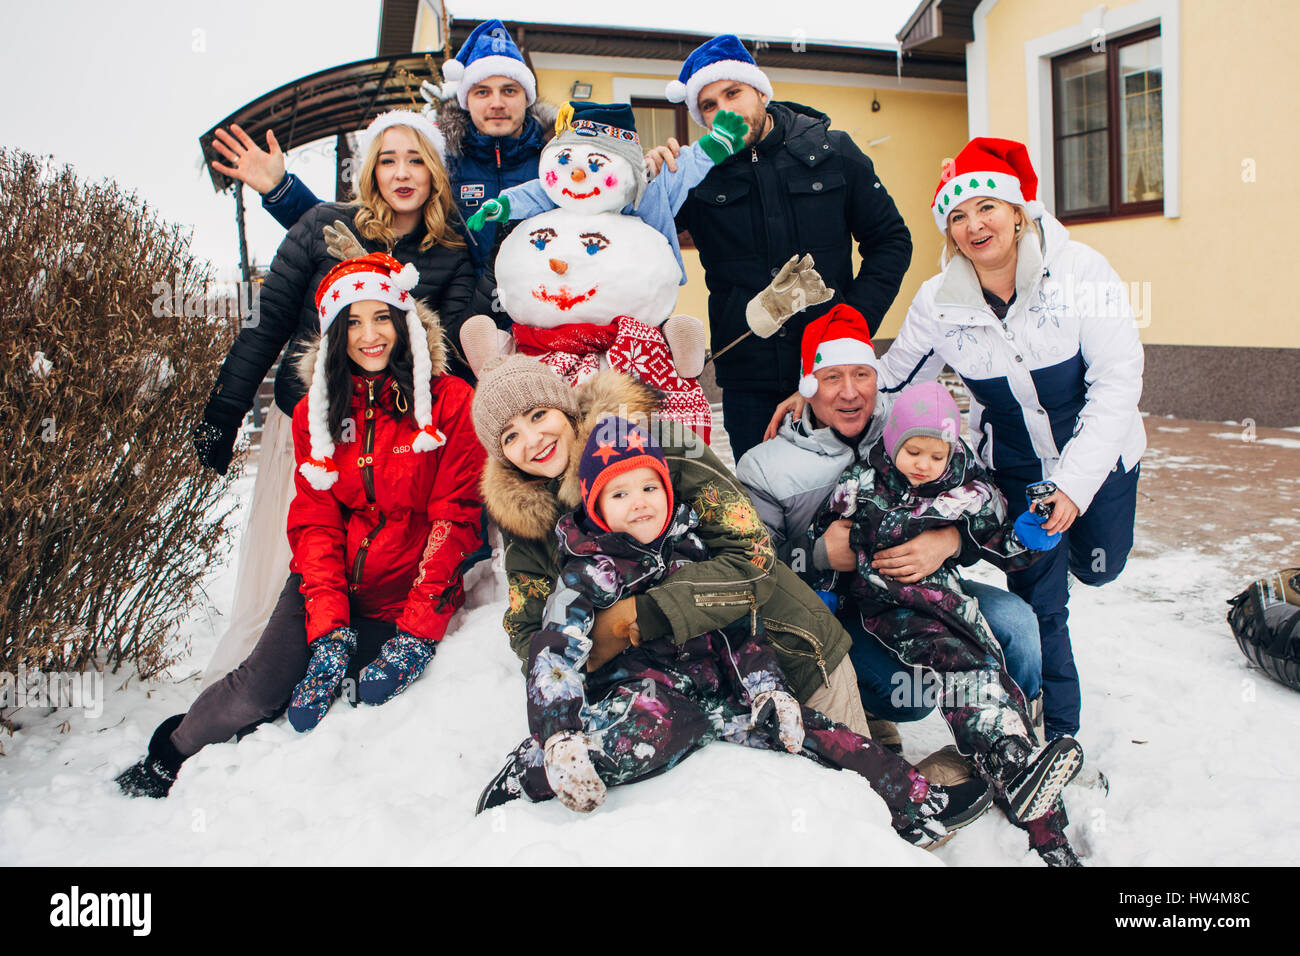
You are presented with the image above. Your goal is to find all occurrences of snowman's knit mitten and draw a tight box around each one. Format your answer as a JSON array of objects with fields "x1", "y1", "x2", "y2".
[
  {"x1": 699, "y1": 110, "x2": 750, "y2": 164},
  {"x1": 466, "y1": 196, "x2": 509, "y2": 232},
  {"x1": 543, "y1": 731, "x2": 607, "y2": 813},
  {"x1": 460, "y1": 314, "x2": 507, "y2": 377},
  {"x1": 661, "y1": 314, "x2": 706, "y2": 378}
]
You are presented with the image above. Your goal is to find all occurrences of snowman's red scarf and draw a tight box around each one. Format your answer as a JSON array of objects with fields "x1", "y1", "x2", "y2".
[{"x1": 513, "y1": 317, "x2": 712, "y2": 444}]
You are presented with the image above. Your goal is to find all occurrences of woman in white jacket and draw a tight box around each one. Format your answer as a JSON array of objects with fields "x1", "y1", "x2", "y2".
[{"x1": 879, "y1": 137, "x2": 1145, "y2": 741}]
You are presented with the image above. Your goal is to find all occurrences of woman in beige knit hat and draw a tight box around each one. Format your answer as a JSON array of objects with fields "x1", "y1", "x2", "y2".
[{"x1": 472, "y1": 356, "x2": 867, "y2": 742}]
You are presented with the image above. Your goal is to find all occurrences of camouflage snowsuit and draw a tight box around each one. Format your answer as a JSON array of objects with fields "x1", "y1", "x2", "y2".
[
  {"x1": 811, "y1": 439, "x2": 1069, "y2": 844},
  {"x1": 498, "y1": 503, "x2": 935, "y2": 828}
]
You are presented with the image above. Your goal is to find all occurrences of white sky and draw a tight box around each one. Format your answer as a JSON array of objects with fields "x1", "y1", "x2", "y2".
[
  {"x1": 1, "y1": 0, "x2": 920, "y2": 278},
  {"x1": 446, "y1": 0, "x2": 921, "y2": 49}
]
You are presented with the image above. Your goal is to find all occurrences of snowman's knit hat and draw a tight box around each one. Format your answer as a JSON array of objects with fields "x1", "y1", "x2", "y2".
[{"x1": 551, "y1": 102, "x2": 648, "y2": 210}]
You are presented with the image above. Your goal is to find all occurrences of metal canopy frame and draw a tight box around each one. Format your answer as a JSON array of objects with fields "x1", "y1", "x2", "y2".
[
  {"x1": 198, "y1": 51, "x2": 443, "y2": 283},
  {"x1": 198, "y1": 51, "x2": 442, "y2": 194}
]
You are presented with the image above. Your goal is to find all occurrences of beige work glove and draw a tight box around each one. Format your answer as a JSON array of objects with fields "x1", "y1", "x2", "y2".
[
  {"x1": 323, "y1": 219, "x2": 366, "y2": 261},
  {"x1": 745, "y1": 254, "x2": 834, "y2": 338}
]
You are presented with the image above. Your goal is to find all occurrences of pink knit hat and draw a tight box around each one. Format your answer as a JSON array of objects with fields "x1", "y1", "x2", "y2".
[{"x1": 882, "y1": 381, "x2": 962, "y2": 461}]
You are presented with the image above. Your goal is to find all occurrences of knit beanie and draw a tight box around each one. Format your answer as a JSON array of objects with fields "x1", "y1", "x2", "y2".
[
  {"x1": 881, "y1": 381, "x2": 962, "y2": 462},
  {"x1": 578, "y1": 416, "x2": 673, "y2": 534},
  {"x1": 359, "y1": 110, "x2": 447, "y2": 166},
  {"x1": 300, "y1": 253, "x2": 443, "y2": 491},
  {"x1": 472, "y1": 354, "x2": 580, "y2": 463},
  {"x1": 548, "y1": 102, "x2": 648, "y2": 210}
]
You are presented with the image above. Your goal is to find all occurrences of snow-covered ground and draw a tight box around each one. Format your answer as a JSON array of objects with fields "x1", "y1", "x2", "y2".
[{"x1": 2, "y1": 459, "x2": 1298, "y2": 867}]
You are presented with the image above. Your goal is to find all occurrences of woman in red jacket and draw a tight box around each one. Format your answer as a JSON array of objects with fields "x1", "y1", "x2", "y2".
[{"x1": 117, "y1": 253, "x2": 486, "y2": 798}]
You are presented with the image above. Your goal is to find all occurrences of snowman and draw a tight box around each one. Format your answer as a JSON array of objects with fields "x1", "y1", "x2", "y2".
[{"x1": 459, "y1": 102, "x2": 727, "y2": 442}]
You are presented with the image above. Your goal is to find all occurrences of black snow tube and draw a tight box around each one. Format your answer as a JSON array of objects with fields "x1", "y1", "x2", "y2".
[{"x1": 1227, "y1": 568, "x2": 1300, "y2": 692}]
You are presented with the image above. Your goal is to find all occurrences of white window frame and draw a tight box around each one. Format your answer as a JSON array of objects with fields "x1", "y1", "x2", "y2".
[{"x1": 1023, "y1": 0, "x2": 1181, "y2": 219}]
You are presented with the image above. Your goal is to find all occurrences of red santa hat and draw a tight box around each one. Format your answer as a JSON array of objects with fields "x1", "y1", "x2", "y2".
[
  {"x1": 931, "y1": 137, "x2": 1045, "y2": 234},
  {"x1": 797, "y1": 304, "x2": 881, "y2": 399},
  {"x1": 300, "y1": 252, "x2": 445, "y2": 491}
]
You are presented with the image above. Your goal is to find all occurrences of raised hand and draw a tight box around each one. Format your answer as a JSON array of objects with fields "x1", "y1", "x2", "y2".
[
  {"x1": 698, "y1": 110, "x2": 749, "y2": 163},
  {"x1": 210, "y1": 124, "x2": 286, "y2": 194},
  {"x1": 465, "y1": 196, "x2": 509, "y2": 232}
]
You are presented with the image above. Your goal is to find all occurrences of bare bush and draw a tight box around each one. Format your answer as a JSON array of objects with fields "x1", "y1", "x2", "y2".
[{"x1": 0, "y1": 149, "x2": 241, "y2": 680}]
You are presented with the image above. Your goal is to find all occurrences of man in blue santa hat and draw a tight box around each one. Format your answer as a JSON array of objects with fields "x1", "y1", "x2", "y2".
[{"x1": 655, "y1": 34, "x2": 914, "y2": 460}]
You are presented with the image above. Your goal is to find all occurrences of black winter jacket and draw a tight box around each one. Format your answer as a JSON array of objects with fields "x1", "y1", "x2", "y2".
[
  {"x1": 205, "y1": 203, "x2": 476, "y2": 426},
  {"x1": 675, "y1": 102, "x2": 912, "y2": 391}
]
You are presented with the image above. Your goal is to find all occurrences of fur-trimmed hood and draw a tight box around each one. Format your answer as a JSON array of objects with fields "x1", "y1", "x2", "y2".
[
  {"x1": 480, "y1": 370, "x2": 659, "y2": 542},
  {"x1": 436, "y1": 98, "x2": 557, "y2": 158},
  {"x1": 291, "y1": 298, "x2": 450, "y2": 388}
]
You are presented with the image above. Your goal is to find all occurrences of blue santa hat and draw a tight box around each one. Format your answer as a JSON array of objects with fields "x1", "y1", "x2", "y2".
[
  {"x1": 666, "y1": 34, "x2": 773, "y2": 128},
  {"x1": 442, "y1": 19, "x2": 537, "y2": 109}
]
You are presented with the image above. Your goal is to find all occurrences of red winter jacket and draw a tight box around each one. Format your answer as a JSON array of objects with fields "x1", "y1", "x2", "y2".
[{"x1": 287, "y1": 371, "x2": 485, "y2": 643}]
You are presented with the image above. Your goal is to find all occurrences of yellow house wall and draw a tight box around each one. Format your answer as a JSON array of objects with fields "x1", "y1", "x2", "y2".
[
  {"x1": 533, "y1": 67, "x2": 969, "y2": 345},
  {"x1": 983, "y1": 0, "x2": 1298, "y2": 350}
]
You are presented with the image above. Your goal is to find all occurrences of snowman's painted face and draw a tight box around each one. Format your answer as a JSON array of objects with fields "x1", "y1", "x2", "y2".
[
  {"x1": 540, "y1": 142, "x2": 636, "y2": 213},
  {"x1": 495, "y1": 209, "x2": 680, "y2": 330}
]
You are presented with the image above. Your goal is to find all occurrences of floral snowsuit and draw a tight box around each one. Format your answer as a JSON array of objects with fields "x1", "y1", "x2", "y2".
[
  {"x1": 498, "y1": 503, "x2": 934, "y2": 828},
  {"x1": 810, "y1": 439, "x2": 1070, "y2": 845}
]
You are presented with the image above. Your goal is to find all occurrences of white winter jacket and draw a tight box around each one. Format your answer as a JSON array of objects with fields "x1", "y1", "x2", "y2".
[{"x1": 880, "y1": 213, "x2": 1145, "y2": 514}]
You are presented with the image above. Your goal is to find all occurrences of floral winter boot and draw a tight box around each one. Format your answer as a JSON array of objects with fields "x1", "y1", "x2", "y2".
[{"x1": 358, "y1": 632, "x2": 436, "y2": 705}]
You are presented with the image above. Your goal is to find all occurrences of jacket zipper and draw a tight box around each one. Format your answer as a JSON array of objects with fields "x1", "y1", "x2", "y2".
[
  {"x1": 692, "y1": 590, "x2": 759, "y2": 636},
  {"x1": 751, "y1": 146, "x2": 758, "y2": 164},
  {"x1": 351, "y1": 378, "x2": 382, "y2": 592},
  {"x1": 763, "y1": 617, "x2": 831, "y2": 688}
]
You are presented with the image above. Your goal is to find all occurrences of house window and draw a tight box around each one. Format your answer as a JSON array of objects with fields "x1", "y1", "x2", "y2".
[
  {"x1": 630, "y1": 98, "x2": 704, "y2": 147},
  {"x1": 1051, "y1": 26, "x2": 1163, "y2": 221},
  {"x1": 631, "y1": 98, "x2": 706, "y2": 249}
]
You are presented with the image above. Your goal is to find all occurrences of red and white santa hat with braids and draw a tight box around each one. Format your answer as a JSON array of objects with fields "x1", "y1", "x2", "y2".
[
  {"x1": 300, "y1": 252, "x2": 444, "y2": 490},
  {"x1": 930, "y1": 137, "x2": 1046, "y2": 234},
  {"x1": 797, "y1": 304, "x2": 881, "y2": 398}
]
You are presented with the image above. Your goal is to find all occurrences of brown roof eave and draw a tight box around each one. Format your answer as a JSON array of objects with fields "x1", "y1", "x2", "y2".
[{"x1": 450, "y1": 18, "x2": 965, "y2": 83}]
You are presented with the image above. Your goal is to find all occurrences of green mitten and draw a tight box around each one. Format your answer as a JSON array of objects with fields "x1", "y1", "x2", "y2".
[
  {"x1": 699, "y1": 110, "x2": 750, "y2": 164},
  {"x1": 465, "y1": 196, "x2": 509, "y2": 232}
]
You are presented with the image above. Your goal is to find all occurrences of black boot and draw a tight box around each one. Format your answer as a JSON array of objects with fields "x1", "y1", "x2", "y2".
[
  {"x1": 475, "y1": 753, "x2": 524, "y2": 815},
  {"x1": 984, "y1": 735, "x2": 1084, "y2": 824},
  {"x1": 896, "y1": 773, "x2": 995, "y2": 849},
  {"x1": 115, "y1": 714, "x2": 188, "y2": 799},
  {"x1": 1038, "y1": 842, "x2": 1084, "y2": 867}
]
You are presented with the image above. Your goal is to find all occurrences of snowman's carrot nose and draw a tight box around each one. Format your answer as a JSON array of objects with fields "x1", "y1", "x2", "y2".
[
  {"x1": 571, "y1": 167, "x2": 587, "y2": 182},
  {"x1": 549, "y1": 258, "x2": 568, "y2": 274}
]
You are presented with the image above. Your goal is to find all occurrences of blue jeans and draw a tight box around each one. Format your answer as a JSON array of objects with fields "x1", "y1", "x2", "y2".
[
  {"x1": 998, "y1": 462, "x2": 1140, "y2": 738},
  {"x1": 844, "y1": 583, "x2": 1042, "y2": 722}
]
